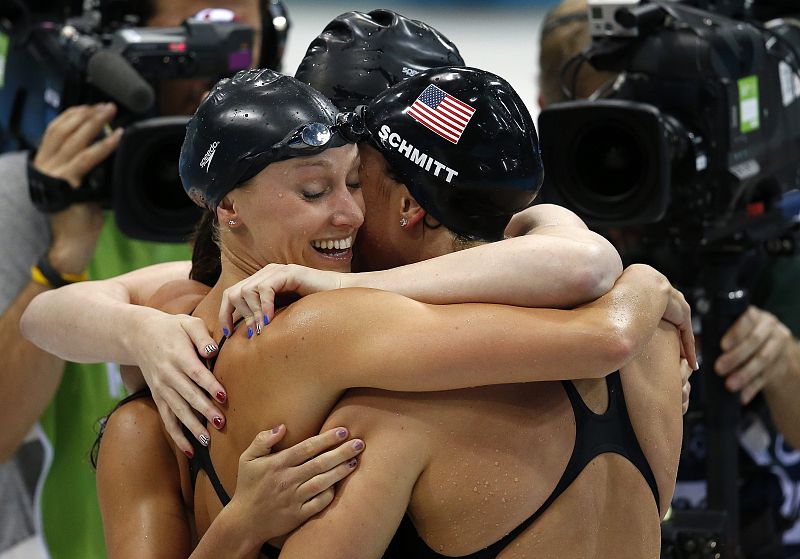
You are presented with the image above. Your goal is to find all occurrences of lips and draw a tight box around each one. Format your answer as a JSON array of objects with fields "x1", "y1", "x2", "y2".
[{"x1": 311, "y1": 236, "x2": 354, "y2": 258}]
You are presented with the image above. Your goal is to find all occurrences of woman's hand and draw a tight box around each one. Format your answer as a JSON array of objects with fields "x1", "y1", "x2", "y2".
[
  {"x1": 680, "y1": 358, "x2": 694, "y2": 415},
  {"x1": 662, "y1": 286, "x2": 698, "y2": 372},
  {"x1": 131, "y1": 311, "x2": 227, "y2": 456},
  {"x1": 219, "y1": 263, "x2": 345, "y2": 337},
  {"x1": 222, "y1": 425, "x2": 365, "y2": 552}
]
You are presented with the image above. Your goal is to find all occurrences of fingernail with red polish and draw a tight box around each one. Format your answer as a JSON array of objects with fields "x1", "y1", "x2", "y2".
[
  {"x1": 216, "y1": 391, "x2": 227, "y2": 403},
  {"x1": 184, "y1": 449, "x2": 194, "y2": 459},
  {"x1": 212, "y1": 416, "x2": 224, "y2": 429}
]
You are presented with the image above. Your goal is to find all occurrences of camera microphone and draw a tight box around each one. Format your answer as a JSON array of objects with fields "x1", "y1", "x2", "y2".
[{"x1": 87, "y1": 51, "x2": 155, "y2": 114}]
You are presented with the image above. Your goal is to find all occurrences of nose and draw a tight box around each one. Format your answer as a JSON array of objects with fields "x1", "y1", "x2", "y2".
[{"x1": 331, "y1": 184, "x2": 365, "y2": 229}]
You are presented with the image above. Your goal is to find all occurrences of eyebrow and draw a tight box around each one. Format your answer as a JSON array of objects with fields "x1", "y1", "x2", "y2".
[{"x1": 294, "y1": 159, "x2": 333, "y2": 170}]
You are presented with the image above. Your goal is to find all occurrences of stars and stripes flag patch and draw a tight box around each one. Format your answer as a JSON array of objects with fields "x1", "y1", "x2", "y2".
[{"x1": 407, "y1": 84, "x2": 476, "y2": 144}]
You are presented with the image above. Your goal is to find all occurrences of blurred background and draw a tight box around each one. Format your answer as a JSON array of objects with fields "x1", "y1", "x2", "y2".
[{"x1": 281, "y1": 1, "x2": 555, "y2": 120}]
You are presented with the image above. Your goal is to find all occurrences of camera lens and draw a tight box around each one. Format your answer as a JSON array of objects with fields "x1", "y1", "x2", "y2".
[
  {"x1": 573, "y1": 122, "x2": 646, "y2": 203},
  {"x1": 139, "y1": 135, "x2": 187, "y2": 211}
]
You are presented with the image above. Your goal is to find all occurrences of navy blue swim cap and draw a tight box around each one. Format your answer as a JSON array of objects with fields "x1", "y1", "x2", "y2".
[
  {"x1": 180, "y1": 68, "x2": 360, "y2": 209},
  {"x1": 295, "y1": 10, "x2": 464, "y2": 111},
  {"x1": 363, "y1": 67, "x2": 544, "y2": 241}
]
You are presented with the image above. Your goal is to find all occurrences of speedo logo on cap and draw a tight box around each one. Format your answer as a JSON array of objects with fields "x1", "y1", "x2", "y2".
[
  {"x1": 378, "y1": 125, "x2": 459, "y2": 183},
  {"x1": 200, "y1": 141, "x2": 220, "y2": 173},
  {"x1": 407, "y1": 84, "x2": 475, "y2": 145}
]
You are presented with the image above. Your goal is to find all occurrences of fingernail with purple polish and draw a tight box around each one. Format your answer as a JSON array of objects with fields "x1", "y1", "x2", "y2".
[
  {"x1": 347, "y1": 458, "x2": 358, "y2": 468},
  {"x1": 336, "y1": 428, "x2": 348, "y2": 439},
  {"x1": 353, "y1": 440, "x2": 364, "y2": 451}
]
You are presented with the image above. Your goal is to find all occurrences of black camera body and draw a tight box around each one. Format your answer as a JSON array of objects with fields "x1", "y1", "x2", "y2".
[
  {"x1": 539, "y1": 0, "x2": 800, "y2": 244},
  {"x1": 1, "y1": 0, "x2": 289, "y2": 242}
]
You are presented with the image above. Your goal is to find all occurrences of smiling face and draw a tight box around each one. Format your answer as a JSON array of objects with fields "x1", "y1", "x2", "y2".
[{"x1": 223, "y1": 144, "x2": 364, "y2": 273}]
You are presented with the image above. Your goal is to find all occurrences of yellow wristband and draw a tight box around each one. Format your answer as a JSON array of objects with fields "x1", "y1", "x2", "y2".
[
  {"x1": 31, "y1": 258, "x2": 89, "y2": 288},
  {"x1": 31, "y1": 265, "x2": 52, "y2": 287}
]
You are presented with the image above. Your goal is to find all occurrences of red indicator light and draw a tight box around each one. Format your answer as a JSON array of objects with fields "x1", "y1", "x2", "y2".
[
  {"x1": 168, "y1": 42, "x2": 186, "y2": 52},
  {"x1": 746, "y1": 201, "x2": 765, "y2": 217}
]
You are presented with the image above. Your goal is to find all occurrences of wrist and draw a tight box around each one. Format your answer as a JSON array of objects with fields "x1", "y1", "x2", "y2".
[
  {"x1": 216, "y1": 502, "x2": 264, "y2": 555},
  {"x1": 47, "y1": 245, "x2": 91, "y2": 276},
  {"x1": 32, "y1": 253, "x2": 89, "y2": 288}
]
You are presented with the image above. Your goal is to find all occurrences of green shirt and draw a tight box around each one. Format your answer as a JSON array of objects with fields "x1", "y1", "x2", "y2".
[{"x1": 38, "y1": 214, "x2": 190, "y2": 559}]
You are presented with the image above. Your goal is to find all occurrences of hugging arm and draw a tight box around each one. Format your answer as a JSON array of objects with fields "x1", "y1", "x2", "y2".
[
  {"x1": 220, "y1": 204, "x2": 623, "y2": 332},
  {"x1": 97, "y1": 399, "x2": 366, "y2": 559},
  {"x1": 282, "y1": 265, "x2": 676, "y2": 392},
  {"x1": 278, "y1": 404, "x2": 423, "y2": 559}
]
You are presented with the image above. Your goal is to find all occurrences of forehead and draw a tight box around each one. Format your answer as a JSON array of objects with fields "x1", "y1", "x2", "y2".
[
  {"x1": 148, "y1": 0, "x2": 261, "y2": 28},
  {"x1": 269, "y1": 144, "x2": 360, "y2": 179}
]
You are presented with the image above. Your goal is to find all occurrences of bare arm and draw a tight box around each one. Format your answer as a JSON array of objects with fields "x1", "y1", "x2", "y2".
[
  {"x1": 21, "y1": 260, "x2": 192, "y2": 364},
  {"x1": 98, "y1": 399, "x2": 366, "y2": 559},
  {"x1": 0, "y1": 105, "x2": 120, "y2": 459},
  {"x1": 0, "y1": 282, "x2": 64, "y2": 460},
  {"x1": 351, "y1": 204, "x2": 622, "y2": 306},
  {"x1": 279, "y1": 404, "x2": 422, "y2": 559},
  {"x1": 219, "y1": 204, "x2": 622, "y2": 333},
  {"x1": 762, "y1": 338, "x2": 800, "y2": 448},
  {"x1": 271, "y1": 264, "x2": 673, "y2": 393}
]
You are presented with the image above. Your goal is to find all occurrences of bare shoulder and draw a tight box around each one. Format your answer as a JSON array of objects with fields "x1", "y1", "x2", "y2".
[
  {"x1": 98, "y1": 395, "x2": 178, "y2": 478},
  {"x1": 278, "y1": 288, "x2": 419, "y2": 326},
  {"x1": 103, "y1": 396, "x2": 161, "y2": 441},
  {"x1": 146, "y1": 279, "x2": 210, "y2": 314}
]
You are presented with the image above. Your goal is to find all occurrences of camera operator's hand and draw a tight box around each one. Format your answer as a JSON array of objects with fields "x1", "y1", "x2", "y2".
[
  {"x1": 34, "y1": 103, "x2": 123, "y2": 274},
  {"x1": 715, "y1": 305, "x2": 794, "y2": 404}
]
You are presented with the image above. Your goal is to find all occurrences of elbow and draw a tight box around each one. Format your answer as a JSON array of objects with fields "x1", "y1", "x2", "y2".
[
  {"x1": 602, "y1": 324, "x2": 639, "y2": 373},
  {"x1": 570, "y1": 244, "x2": 624, "y2": 303}
]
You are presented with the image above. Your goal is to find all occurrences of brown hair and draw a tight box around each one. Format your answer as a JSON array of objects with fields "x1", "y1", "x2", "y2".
[
  {"x1": 189, "y1": 211, "x2": 222, "y2": 287},
  {"x1": 538, "y1": 0, "x2": 615, "y2": 106}
]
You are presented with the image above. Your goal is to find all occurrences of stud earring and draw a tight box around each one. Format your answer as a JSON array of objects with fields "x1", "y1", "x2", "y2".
[
  {"x1": 228, "y1": 219, "x2": 237, "y2": 226},
  {"x1": 399, "y1": 217, "x2": 409, "y2": 228}
]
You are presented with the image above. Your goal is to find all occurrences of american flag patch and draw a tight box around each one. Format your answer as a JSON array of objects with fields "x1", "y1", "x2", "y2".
[{"x1": 407, "y1": 85, "x2": 476, "y2": 144}]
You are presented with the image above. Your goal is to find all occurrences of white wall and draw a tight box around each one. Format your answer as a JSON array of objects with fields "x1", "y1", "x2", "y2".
[{"x1": 280, "y1": 1, "x2": 557, "y2": 121}]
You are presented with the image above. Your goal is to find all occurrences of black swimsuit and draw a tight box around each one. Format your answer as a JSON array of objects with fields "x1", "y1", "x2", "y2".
[
  {"x1": 184, "y1": 329, "x2": 282, "y2": 558},
  {"x1": 187, "y1": 330, "x2": 658, "y2": 559},
  {"x1": 381, "y1": 372, "x2": 660, "y2": 559}
]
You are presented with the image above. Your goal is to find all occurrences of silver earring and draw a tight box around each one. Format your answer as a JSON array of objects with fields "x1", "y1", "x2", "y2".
[
  {"x1": 400, "y1": 217, "x2": 408, "y2": 228},
  {"x1": 228, "y1": 219, "x2": 237, "y2": 226}
]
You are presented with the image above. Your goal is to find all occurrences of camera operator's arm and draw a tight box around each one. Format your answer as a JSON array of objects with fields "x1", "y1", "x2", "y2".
[
  {"x1": 715, "y1": 306, "x2": 800, "y2": 447},
  {"x1": 0, "y1": 104, "x2": 120, "y2": 460}
]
